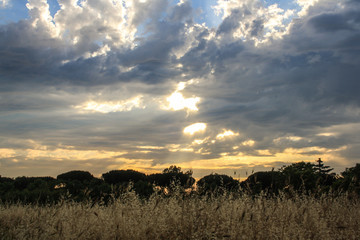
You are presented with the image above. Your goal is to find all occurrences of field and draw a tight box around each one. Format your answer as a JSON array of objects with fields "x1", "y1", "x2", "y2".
[{"x1": 1, "y1": 192, "x2": 359, "y2": 240}]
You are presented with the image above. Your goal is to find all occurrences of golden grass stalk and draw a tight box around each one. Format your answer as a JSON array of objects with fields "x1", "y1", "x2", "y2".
[{"x1": 0, "y1": 191, "x2": 359, "y2": 240}]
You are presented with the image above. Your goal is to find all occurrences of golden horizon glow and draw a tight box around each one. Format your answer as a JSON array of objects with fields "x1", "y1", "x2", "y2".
[
  {"x1": 171, "y1": 148, "x2": 346, "y2": 172},
  {"x1": 0, "y1": 143, "x2": 350, "y2": 178}
]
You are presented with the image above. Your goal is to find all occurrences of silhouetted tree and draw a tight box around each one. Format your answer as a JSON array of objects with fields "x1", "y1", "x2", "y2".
[
  {"x1": 313, "y1": 158, "x2": 336, "y2": 191},
  {"x1": 315, "y1": 158, "x2": 334, "y2": 175},
  {"x1": 0, "y1": 176, "x2": 59, "y2": 204},
  {"x1": 101, "y1": 169, "x2": 154, "y2": 198},
  {"x1": 0, "y1": 177, "x2": 14, "y2": 200},
  {"x1": 342, "y1": 163, "x2": 360, "y2": 180},
  {"x1": 338, "y1": 163, "x2": 360, "y2": 195},
  {"x1": 57, "y1": 170, "x2": 94, "y2": 182},
  {"x1": 148, "y1": 166, "x2": 195, "y2": 193},
  {"x1": 163, "y1": 165, "x2": 182, "y2": 174},
  {"x1": 14, "y1": 177, "x2": 30, "y2": 190},
  {"x1": 279, "y1": 160, "x2": 336, "y2": 193},
  {"x1": 280, "y1": 162, "x2": 318, "y2": 192},
  {"x1": 0, "y1": 176, "x2": 14, "y2": 183},
  {"x1": 241, "y1": 171, "x2": 285, "y2": 195},
  {"x1": 3, "y1": 162, "x2": 359, "y2": 204},
  {"x1": 197, "y1": 174, "x2": 239, "y2": 195},
  {"x1": 56, "y1": 171, "x2": 97, "y2": 202},
  {"x1": 133, "y1": 180, "x2": 154, "y2": 199},
  {"x1": 102, "y1": 170, "x2": 146, "y2": 185}
]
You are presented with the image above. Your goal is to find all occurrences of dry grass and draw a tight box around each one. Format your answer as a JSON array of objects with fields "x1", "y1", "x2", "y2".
[{"x1": 0, "y1": 191, "x2": 359, "y2": 240}]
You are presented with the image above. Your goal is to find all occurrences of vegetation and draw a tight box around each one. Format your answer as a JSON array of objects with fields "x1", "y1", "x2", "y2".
[
  {"x1": 0, "y1": 190, "x2": 359, "y2": 239},
  {"x1": 0, "y1": 160, "x2": 360, "y2": 239},
  {"x1": 1, "y1": 160, "x2": 360, "y2": 204},
  {"x1": 197, "y1": 173, "x2": 239, "y2": 196}
]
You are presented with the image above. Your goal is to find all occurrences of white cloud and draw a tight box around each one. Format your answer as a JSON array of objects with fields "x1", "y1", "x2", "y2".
[
  {"x1": 26, "y1": 0, "x2": 58, "y2": 37},
  {"x1": 214, "y1": 0, "x2": 296, "y2": 44},
  {"x1": 54, "y1": 0, "x2": 132, "y2": 48},
  {"x1": 296, "y1": 0, "x2": 319, "y2": 17}
]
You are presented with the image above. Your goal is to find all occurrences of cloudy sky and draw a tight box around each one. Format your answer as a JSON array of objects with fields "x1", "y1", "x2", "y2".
[{"x1": 1, "y1": 0, "x2": 359, "y2": 179}]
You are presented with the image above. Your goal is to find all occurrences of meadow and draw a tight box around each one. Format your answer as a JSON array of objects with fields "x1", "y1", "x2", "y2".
[{"x1": 1, "y1": 191, "x2": 359, "y2": 240}]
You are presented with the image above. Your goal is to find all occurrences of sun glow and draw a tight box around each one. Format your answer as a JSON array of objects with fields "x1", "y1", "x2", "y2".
[
  {"x1": 164, "y1": 80, "x2": 201, "y2": 112},
  {"x1": 183, "y1": 123, "x2": 207, "y2": 135},
  {"x1": 166, "y1": 92, "x2": 200, "y2": 112}
]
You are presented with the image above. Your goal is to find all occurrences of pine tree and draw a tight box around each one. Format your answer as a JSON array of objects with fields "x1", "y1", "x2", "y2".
[{"x1": 315, "y1": 158, "x2": 333, "y2": 175}]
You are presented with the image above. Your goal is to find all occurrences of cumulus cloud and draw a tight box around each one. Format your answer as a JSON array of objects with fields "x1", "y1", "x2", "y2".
[
  {"x1": 1, "y1": 0, "x2": 360, "y2": 177},
  {"x1": 214, "y1": 0, "x2": 294, "y2": 43}
]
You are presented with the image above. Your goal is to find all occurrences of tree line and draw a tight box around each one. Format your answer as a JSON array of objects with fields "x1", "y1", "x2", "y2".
[{"x1": 0, "y1": 159, "x2": 359, "y2": 204}]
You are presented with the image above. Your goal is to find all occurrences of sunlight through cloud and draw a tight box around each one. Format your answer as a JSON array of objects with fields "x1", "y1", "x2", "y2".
[
  {"x1": 165, "y1": 81, "x2": 201, "y2": 112},
  {"x1": 317, "y1": 132, "x2": 337, "y2": 137},
  {"x1": 167, "y1": 92, "x2": 200, "y2": 111},
  {"x1": 242, "y1": 140, "x2": 255, "y2": 147},
  {"x1": 75, "y1": 96, "x2": 143, "y2": 114},
  {"x1": 183, "y1": 123, "x2": 207, "y2": 135},
  {"x1": 216, "y1": 129, "x2": 239, "y2": 139}
]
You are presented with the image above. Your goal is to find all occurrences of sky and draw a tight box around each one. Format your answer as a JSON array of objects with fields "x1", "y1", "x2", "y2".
[{"x1": 0, "y1": 0, "x2": 360, "y2": 179}]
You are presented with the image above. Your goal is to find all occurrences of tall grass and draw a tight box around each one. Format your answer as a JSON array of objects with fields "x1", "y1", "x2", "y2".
[{"x1": 1, "y1": 191, "x2": 359, "y2": 240}]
